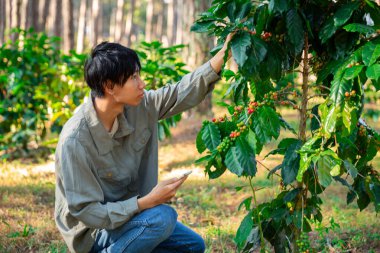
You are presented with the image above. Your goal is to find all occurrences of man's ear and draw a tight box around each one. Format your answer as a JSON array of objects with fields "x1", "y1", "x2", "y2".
[{"x1": 104, "y1": 81, "x2": 114, "y2": 95}]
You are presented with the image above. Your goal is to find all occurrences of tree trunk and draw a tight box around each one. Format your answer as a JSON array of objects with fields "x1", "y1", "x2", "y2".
[
  {"x1": 90, "y1": 0, "x2": 100, "y2": 46},
  {"x1": 41, "y1": 0, "x2": 50, "y2": 32},
  {"x1": 154, "y1": 1, "x2": 163, "y2": 42},
  {"x1": 145, "y1": 0, "x2": 153, "y2": 42},
  {"x1": 114, "y1": 0, "x2": 124, "y2": 42},
  {"x1": 63, "y1": 0, "x2": 74, "y2": 52},
  {"x1": 54, "y1": 0, "x2": 63, "y2": 40},
  {"x1": 167, "y1": 0, "x2": 174, "y2": 45},
  {"x1": 0, "y1": 0, "x2": 5, "y2": 44},
  {"x1": 175, "y1": 0, "x2": 183, "y2": 45},
  {"x1": 26, "y1": 0, "x2": 38, "y2": 30},
  {"x1": 76, "y1": 0, "x2": 86, "y2": 53},
  {"x1": 10, "y1": 0, "x2": 21, "y2": 40},
  {"x1": 125, "y1": 0, "x2": 135, "y2": 46}
]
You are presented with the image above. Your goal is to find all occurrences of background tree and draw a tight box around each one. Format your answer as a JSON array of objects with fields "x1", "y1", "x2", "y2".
[{"x1": 193, "y1": 0, "x2": 380, "y2": 252}]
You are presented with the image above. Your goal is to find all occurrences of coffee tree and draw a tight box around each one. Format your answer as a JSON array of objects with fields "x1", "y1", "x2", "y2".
[
  {"x1": 136, "y1": 41, "x2": 189, "y2": 140},
  {"x1": 192, "y1": 0, "x2": 380, "y2": 252}
]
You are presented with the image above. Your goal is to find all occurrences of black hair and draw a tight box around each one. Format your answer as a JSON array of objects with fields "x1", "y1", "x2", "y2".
[{"x1": 84, "y1": 42, "x2": 141, "y2": 97}]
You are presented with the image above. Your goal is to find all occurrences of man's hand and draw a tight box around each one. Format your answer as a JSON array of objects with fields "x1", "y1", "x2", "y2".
[
  {"x1": 137, "y1": 176, "x2": 188, "y2": 211},
  {"x1": 210, "y1": 32, "x2": 235, "y2": 74}
]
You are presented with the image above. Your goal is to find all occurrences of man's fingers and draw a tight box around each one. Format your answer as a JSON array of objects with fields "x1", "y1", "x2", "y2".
[{"x1": 161, "y1": 177, "x2": 181, "y2": 185}]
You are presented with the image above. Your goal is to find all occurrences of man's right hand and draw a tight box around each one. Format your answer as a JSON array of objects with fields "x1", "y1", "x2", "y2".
[{"x1": 137, "y1": 176, "x2": 188, "y2": 211}]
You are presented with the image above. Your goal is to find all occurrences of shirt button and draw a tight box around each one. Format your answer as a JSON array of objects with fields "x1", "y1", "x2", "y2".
[{"x1": 107, "y1": 172, "x2": 112, "y2": 177}]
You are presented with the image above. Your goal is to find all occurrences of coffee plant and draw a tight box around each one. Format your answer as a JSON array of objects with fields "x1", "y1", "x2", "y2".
[
  {"x1": 0, "y1": 28, "x2": 87, "y2": 157},
  {"x1": 192, "y1": 0, "x2": 380, "y2": 252},
  {"x1": 136, "y1": 41, "x2": 189, "y2": 140}
]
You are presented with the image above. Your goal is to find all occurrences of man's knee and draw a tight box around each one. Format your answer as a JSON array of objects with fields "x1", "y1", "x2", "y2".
[
  {"x1": 192, "y1": 233, "x2": 206, "y2": 253},
  {"x1": 147, "y1": 204, "x2": 177, "y2": 236}
]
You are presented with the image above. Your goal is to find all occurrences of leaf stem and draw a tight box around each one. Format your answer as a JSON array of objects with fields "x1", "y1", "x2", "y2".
[{"x1": 249, "y1": 176, "x2": 265, "y2": 250}]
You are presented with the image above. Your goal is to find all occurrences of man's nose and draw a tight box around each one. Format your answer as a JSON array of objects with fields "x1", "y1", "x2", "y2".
[{"x1": 139, "y1": 79, "x2": 146, "y2": 89}]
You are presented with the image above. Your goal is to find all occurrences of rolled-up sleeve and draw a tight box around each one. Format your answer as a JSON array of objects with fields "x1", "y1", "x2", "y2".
[
  {"x1": 59, "y1": 138, "x2": 140, "y2": 230},
  {"x1": 146, "y1": 61, "x2": 220, "y2": 120}
]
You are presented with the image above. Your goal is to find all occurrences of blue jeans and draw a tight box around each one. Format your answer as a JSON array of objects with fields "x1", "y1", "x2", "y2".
[{"x1": 90, "y1": 204, "x2": 205, "y2": 253}]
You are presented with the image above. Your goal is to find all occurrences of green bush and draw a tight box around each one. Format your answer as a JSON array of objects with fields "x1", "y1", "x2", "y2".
[{"x1": 0, "y1": 29, "x2": 88, "y2": 157}]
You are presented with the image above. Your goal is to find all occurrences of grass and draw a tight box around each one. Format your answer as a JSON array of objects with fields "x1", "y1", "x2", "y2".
[{"x1": 0, "y1": 102, "x2": 379, "y2": 252}]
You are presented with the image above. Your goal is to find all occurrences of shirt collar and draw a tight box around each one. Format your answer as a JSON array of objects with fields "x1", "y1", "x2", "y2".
[{"x1": 83, "y1": 93, "x2": 135, "y2": 155}]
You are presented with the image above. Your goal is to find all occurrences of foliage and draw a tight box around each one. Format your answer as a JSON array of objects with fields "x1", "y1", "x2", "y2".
[
  {"x1": 136, "y1": 41, "x2": 189, "y2": 140},
  {"x1": 0, "y1": 28, "x2": 87, "y2": 157},
  {"x1": 193, "y1": 0, "x2": 380, "y2": 252}
]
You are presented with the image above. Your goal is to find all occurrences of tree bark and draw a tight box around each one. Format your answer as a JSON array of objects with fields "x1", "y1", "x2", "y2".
[
  {"x1": 145, "y1": 0, "x2": 153, "y2": 41},
  {"x1": 154, "y1": 1, "x2": 163, "y2": 42},
  {"x1": 90, "y1": 0, "x2": 100, "y2": 46},
  {"x1": 63, "y1": 0, "x2": 74, "y2": 52},
  {"x1": 175, "y1": 0, "x2": 183, "y2": 45},
  {"x1": 54, "y1": 0, "x2": 63, "y2": 40},
  {"x1": 167, "y1": 0, "x2": 174, "y2": 45},
  {"x1": 0, "y1": 0, "x2": 5, "y2": 44},
  {"x1": 26, "y1": 0, "x2": 38, "y2": 30},
  {"x1": 41, "y1": 0, "x2": 50, "y2": 32},
  {"x1": 76, "y1": 0, "x2": 86, "y2": 53},
  {"x1": 114, "y1": 0, "x2": 124, "y2": 42},
  {"x1": 125, "y1": 0, "x2": 135, "y2": 46}
]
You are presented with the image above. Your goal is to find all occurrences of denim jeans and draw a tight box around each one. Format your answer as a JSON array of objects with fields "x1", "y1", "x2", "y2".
[{"x1": 90, "y1": 204, "x2": 205, "y2": 253}]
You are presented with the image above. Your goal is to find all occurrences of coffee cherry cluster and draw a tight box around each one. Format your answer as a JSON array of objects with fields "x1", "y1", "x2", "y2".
[
  {"x1": 217, "y1": 137, "x2": 233, "y2": 153},
  {"x1": 233, "y1": 105, "x2": 244, "y2": 116},
  {"x1": 236, "y1": 122, "x2": 248, "y2": 132},
  {"x1": 275, "y1": 34, "x2": 285, "y2": 43},
  {"x1": 344, "y1": 90, "x2": 356, "y2": 98},
  {"x1": 212, "y1": 115, "x2": 227, "y2": 124},
  {"x1": 248, "y1": 101, "x2": 258, "y2": 114},
  {"x1": 358, "y1": 124, "x2": 366, "y2": 136},
  {"x1": 296, "y1": 232, "x2": 311, "y2": 253},
  {"x1": 261, "y1": 32, "x2": 272, "y2": 41},
  {"x1": 229, "y1": 130, "x2": 241, "y2": 139}
]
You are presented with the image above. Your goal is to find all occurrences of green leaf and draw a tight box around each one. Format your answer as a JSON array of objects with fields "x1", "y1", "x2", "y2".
[
  {"x1": 362, "y1": 42, "x2": 380, "y2": 66},
  {"x1": 320, "y1": 104, "x2": 339, "y2": 138},
  {"x1": 343, "y1": 160, "x2": 358, "y2": 179},
  {"x1": 342, "y1": 102, "x2": 358, "y2": 137},
  {"x1": 344, "y1": 65, "x2": 364, "y2": 80},
  {"x1": 231, "y1": 32, "x2": 251, "y2": 68},
  {"x1": 330, "y1": 71, "x2": 353, "y2": 105},
  {"x1": 235, "y1": 212, "x2": 254, "y2": 249},
  {"x1": 251, "y1": 36, "x2": 268, "y2": 64},
  {"x1": 252, "y1": 106, "x2": 281, "y2": 144},
  {"x1": 201, "y1": 122, "x2": 221, "y2": 151},
  {"x1": 196, "y1": 129, "x2": 207, "y2": 153},
  {"x1": 333, "y1": 2, "x2": 360, "y2": 27},
  {"x1": 319, "y1": 16, "x2": 336, "y2": 44},
  {"x1": 297, "y1": 153, "x2": 315, "y2": 182},
  {"x1": 255, "y1": 5, "x2": 269, "y2": 36},
  {"x1": 366, "y1": 64, "x2": 380, "y2": 80},
  {"x1": 190, "y1": 21, "x2": 214, "y2": 33},
  {"x1": 343, "y1": 23, "x2": 376, "y2": 34},
  {"x1": 269, "y1": 0, "x2": 288, "y2": 14},
  {"x1": 317, "y1": 150, "x2": 342, "y2": 187},
  {"x1": 225, "y1": 137, "x2": 256, "y2": 176},
  {"x1": 265, "y1": 138, "x2": 299, "y2": 158},
  {"x1": 286, "y1": 9, "x2": 304, "y2": 54},
  {"x1": 282, "y1": 140, "x2": 303, "y2": 185}
]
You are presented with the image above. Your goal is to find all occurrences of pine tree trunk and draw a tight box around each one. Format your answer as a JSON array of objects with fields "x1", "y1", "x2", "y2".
[
  {"x1": 0, "y1": 0, "x2": 5, "y2": 44},
  {"x1": 154, "y1": 1, "x2": 163, "y2": 42},
  {"x1": 175, "y1": 0, "x2": 183, "y2": 45},
  {"x1": 26, "y1": 0, "x2": 38, "y2": 30},
  {"x1": 125, "y1": 0, "x2": 135, "y2": 46},
  {"x1": 76, "y1": 0, "x2": 86, "y2": 53},
  {"x1": 114, "y1": 0, "x2": 124, "y2": 42},
  {"x1": 63, "y1": 0, "x2": 74, "y2": 52},
  {"x1": 167, "y1": 0, "x2": 174, "y2": 45},
  {"x1": 41, "y1": 0, "x2": 50, "y2": 32},
  {"x1": 54, "y1": 0, "x2": 63, "y2": 41},
  {"x1": 145, "y1": 0, "x2": 153, "y2": 41},
  {"x1": 90, "y1": 0, "x2": 100, "y2": 46}
]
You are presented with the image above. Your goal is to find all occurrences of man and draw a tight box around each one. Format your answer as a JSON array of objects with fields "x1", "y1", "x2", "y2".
[{"x1": 55, "y1": 36, "x2": 231, "y2": 253}]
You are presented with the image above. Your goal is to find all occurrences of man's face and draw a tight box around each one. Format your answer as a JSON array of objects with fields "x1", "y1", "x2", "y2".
[{"x1": 111, "y1": 72, "x2": 146, "y2": 106}]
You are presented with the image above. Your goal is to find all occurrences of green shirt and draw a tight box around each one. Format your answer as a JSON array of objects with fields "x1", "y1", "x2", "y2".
[{"x1": 54, "y1": 62, "x2": 220, "y2": 253}]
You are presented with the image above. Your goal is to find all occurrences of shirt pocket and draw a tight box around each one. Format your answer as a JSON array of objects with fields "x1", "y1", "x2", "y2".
[
  {"x1": 97, "y1": 166, "x2": 131, "y2": 189},
  {"x1": 132, "y1": 128, "x2": 151, "y2": 152}
]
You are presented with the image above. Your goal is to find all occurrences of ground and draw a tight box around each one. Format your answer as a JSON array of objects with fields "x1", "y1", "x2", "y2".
[{"x1": 0, "y1": 107, "x2": 379, "y2": 253}]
